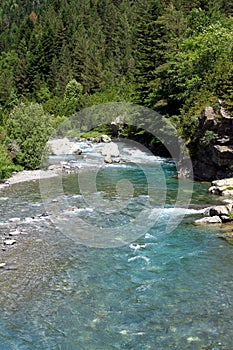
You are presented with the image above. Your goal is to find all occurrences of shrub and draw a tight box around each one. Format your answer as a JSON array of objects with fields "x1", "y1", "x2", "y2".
[{"x1": 6, "y1": 101, "x2": 54, "y2": 169}]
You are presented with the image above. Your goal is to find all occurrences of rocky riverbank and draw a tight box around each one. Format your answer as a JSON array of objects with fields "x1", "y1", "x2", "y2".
[
  {"x1": 0, "y1": 135, "x2": 124, "y2": 188},
  {"x1": 179, "y1": 100, "x2": 233, "y2": 181},
  {"x1": 194, "y1": 177, "x2": 233, "y2": 243}
]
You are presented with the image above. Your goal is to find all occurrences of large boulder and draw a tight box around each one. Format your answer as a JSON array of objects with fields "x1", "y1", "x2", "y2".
[
  {"x1": 102, "y1": 142, "x2": 120, "y2": 157},
  {"x1": 48, "y1": 137, "x2": 82, "y2": 155}
]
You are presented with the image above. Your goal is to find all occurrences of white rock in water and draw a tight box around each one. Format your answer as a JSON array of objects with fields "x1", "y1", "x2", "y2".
[
  {"x1": 209, "y1": 205, "x2": 229, "y2": 216},
  {"x1": 102, "y1": 142, "x2": 120, "y2": 157},
  {"x1": 24, "y1": 217, "x2": 34, "y2": 223},
  {"x1": 104, "y1": 154, "x2": 112, "y2": 163},
  {"x1": 9, "y1": 217, "x2": 20, "y2": 222},
  {"x1": 194, "y1": 216, "x2": 222, "y2": 224},
  {"x1": 0, "y1": 262, "x2": 6, "y2": 268},
  {"x1": 9, "y1": 229, "x2": 21, "y2": 236},
  {"x1": 4, "y1": 239, "x2": 17, "y2": 245},
  {"x1": 101, "y1": 134, "x2": 111, "y2": 143}
]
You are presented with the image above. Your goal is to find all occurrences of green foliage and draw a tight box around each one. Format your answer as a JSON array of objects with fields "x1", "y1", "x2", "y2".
[
  {"x1": 0, "y1": 143, "x2": 13, "y2": 179},
  {"x1": 62, "y1": 79, "x2": 84, "y2": 116},
  {"x1": 200, "y1": 130, "x2": 217, "y2": 146},
  {"x1": 6, "y1": 101, "x2": 54, "y2": 169},
  {"x1": 1, "y1": 0, "x2": 233, "y2": 160},
  {"x1": 64, "y1": 79, "x2": 83, "y2": 101}
]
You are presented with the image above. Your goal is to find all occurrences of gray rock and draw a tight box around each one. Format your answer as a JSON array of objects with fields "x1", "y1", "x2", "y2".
[
  {"x1": 220, "y1": 106, "x2": 231, "y2": 119},
  {"x1": 9, "y1": 229, "x2": 21, "y2": 236},
  {"x1": 4, "y1": 239, "x2": 17, "y2": 245},
  {"x1": 180, "y1": 103, "x2": 233, "y2": 181},
  {"x1": 104, "y1": 155, "x2": 112, "y2": 163},
  {"x1": 194, "y1": 216, "x2": 222, "y2": 224},
  {"x1": 222, "y1": 189, "x2": 233, "y2": 197},
  {"x1": 209, "y1": 205, "x2": 229, "y2": 217},
  {"x1": 221, "y1": 215, "x2": 233, "y2": 223},
  {"x1": 4, "y1": 263, "x2": 19, "y2": 270},
  {"x1": 101, "y1": 134, "x2": 111, "y2": 143},
  {"x1": 73, "y1": 148, "x2": 82, "y2": 155},
  {"x1": 9, "y1": 217, "x2": 20, "y2": 223},
  {"x1": 208, "y1": 178, "x2": 233, "y2": 197},
  {"x1": 102, "y1": 142, "x2": 120, "y2": 157},
  {"x1": 212, "y1": 178, "x2": 233, "y2": 187}
]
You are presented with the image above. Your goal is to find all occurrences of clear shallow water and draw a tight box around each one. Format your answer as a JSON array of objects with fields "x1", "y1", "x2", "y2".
[{"x1": 0, "y1": 142, "x2": 233, "y2": 350}]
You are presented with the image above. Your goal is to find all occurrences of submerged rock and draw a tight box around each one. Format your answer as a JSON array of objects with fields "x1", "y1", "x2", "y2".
[{"x1": 219, "y1": 232, "x2": 233, "y2": 244}]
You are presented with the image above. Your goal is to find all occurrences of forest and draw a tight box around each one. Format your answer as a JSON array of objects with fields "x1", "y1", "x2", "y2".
[{"x1": 0, "y1": 0, "x2": 233, "y2": 177}]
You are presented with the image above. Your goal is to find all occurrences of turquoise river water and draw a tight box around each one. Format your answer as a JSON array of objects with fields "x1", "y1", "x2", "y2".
[{"x1": 0, "y1": 141, "x2": 233, "y2": 350}]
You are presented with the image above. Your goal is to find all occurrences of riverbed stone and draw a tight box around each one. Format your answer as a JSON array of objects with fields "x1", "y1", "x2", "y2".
[
  {"x1": 222, "y1": 189, "x2": 233, "y2": 197},
  {"x1": 73, "y1": 148, "x2": 82, "y2": 155},
  {"x1": 209, "y1": 177, "x2": 233, "y2": 197},
  {"x1": 102, "y1": 142, "x2": 120, "y2": 157},
  {"x1": 9, "y1": 229, "x2": 21, "y2": 236},
  {"x1": 221, "y1": 215, "x2": 233, "y2": 223},
  {"x1": 101, "y1": 134, "x2": 111, "y2": 143},
  {"x1": 209, "y1": 205, "x2": 230, "y2": 217},
  {"x1": 4, "y1": 239, "x2": 17, "y2": 245},
  {"x1": 9, "y1": 217, "x2": 20, "y2": 222},
  {"x1": 4, "y1": 263, "x2": 19, "y2": 270},
  {"x1": 212, "y1": 178, "x2": 233, "y2": 187},
  {"x1": 104, "y1": 154, "x2": 112, "y2": 163},
  {"x1": 194, "y1": 216, "x2": 222, "y2": 224}
]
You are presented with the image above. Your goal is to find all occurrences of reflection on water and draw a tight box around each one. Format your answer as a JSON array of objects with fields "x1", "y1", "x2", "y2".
[{"x1": 0, "y1": 142, "x2": 232, "y2": 349}]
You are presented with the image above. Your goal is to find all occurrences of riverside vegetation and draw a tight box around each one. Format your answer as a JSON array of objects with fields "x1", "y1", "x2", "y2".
[{"x1": 1, "y1": 0, "x2": 233, "y2": 179}]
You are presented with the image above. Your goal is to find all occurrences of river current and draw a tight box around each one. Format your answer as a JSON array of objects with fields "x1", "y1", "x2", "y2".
[{"x1": 0, "y1": 141, "x2": 233, "y2": 350}]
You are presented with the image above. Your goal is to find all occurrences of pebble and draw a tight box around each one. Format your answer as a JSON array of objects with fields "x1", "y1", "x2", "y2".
[
  {"x1": 4, "y1": 239, "x2": 17, "y2": 245},
  {"x1": 24, "y1": 217, "x2": 34, "y2": 223},
  {"x1": 9, "y1": 229, "x2": 21, "y2": 236},
  {"x1": 0, "y1": 262, "x2": 6, "y2": 268},
  {"x1": 9, "y1": 217, "x2": 20, "y2": 222},
  {"x1": 4, "y1": 263, "x2": 19, "y2": 270}
]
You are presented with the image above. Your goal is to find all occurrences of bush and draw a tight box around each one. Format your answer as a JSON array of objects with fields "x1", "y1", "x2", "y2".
[
  {"x1": 6, "y1": 101, "x2": 54, "y2": 169},
  {"x1": 0, "y1": 143, "x2": 23, "y2": 179}
]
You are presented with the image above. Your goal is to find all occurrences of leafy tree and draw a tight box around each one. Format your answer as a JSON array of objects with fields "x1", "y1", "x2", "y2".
[
  {"x1": 64, "y1": 79, "x2": 83, "y2": 101},
  {"x1": 6, "y1": 101, "x2": 54, "y2": 169},
  {"x1": 167, "y1": 18, "x2": 233, "y2": 103},
  {"x1": 62, "y1": 79, "x2": 84, "y2": 115}
]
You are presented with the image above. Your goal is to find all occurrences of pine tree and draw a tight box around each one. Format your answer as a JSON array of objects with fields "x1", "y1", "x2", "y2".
[
  {"x1": 134, "y1": 0, "x2": 164, "y2": 106},
  {"x1": 14, "y1": 39, "x2": 29, "y2": 96}
]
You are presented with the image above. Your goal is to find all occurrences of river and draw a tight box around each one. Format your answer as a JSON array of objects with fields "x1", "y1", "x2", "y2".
[{"x1": 0, "y1": 140, "x2": 233, "y2": 349}]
